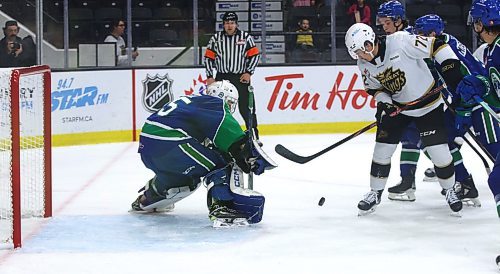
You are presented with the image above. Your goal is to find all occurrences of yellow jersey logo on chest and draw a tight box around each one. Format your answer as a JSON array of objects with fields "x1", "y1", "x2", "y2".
[{"x1": 375, "y1": 67, "x2": 406, "y2": 94}]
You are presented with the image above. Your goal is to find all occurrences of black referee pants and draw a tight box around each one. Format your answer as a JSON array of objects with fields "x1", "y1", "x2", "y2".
[{"x1": 215, "y1": 73, "x2": 259, "y2": 138}]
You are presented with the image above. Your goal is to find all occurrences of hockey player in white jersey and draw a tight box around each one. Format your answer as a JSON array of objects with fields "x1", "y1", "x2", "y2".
[
  {"x1": 345, "y1": 23, "x2": 473, "y2": 215},
  {"x1": 376, "y1": 0, "x2": 437, "y2": 202}
]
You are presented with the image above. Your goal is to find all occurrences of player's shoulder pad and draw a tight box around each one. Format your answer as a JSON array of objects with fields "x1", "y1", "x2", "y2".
[
  {"x1": 439, "y1": 33, "x2": 451, "y2": 43},
  {"x1": 432, "y1": 37, "x2": 447, "y2": 56},
  {"x1": 388, "y1": 31, "x2": 408, "y2": 41},
  {"x1": 390, "y1": 31, "x2": 414, "y2": 48},
  {"x1": 493, "y1": 36, "x2": 500, "y2": 51}
]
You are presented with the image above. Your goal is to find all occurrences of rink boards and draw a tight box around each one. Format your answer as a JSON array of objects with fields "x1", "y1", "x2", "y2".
[{"x1": 50, "y1": 66, "x2": 376, "y2": 146}]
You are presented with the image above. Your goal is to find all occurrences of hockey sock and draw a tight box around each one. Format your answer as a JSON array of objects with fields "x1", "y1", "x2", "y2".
[
  {"x1": 400, "y1": 149, "x2": 419, "y2": 178},
  {"x1": 400, "y1": 164, "x2": 416, "y2": 179},
  {"x1": 454, "y1": 162, "x2": 469, "y2": 184},
  {"x1": 449, "y1": 145, "x2": 469, "y2": 183}
]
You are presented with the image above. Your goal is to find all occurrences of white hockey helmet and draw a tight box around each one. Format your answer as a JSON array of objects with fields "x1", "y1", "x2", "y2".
[
  {"x1": 345, "y1": 23, "x2": 376, "y2": 60},
  {"x1": 206, "y1": 80, "x2": 239, "y2": 114}
]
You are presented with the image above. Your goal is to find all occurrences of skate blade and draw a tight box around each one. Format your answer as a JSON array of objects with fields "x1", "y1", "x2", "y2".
[
  {"x1": 450, "y1": 211, "x2": 462, "y2": 218},
  {"x1": 388, "y1": 192, "x2": 416, "y2": 202},
  {"x1": 212, "y1": 218, "x2": 249, "y2": 228},
  {"x1": 128, "y1": 208, "x2": 173, "y2": 214},
  {"x1": 462, "y1": 198, "x2": 481, "y2": 207},
  {"x1": 141, "y1": 200, "x2": 175, "y2": 212},
  {"x1": 128, "y1": 204, "x2": 175, "y2": 214},
  {"x1": 357, "y1": 206, "x2": 377, "y2": 216}
]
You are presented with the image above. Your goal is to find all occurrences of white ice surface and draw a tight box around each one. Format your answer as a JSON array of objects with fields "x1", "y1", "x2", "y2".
[{"x1": 0, "y1": 134, "x2": 499, "y2": 274}]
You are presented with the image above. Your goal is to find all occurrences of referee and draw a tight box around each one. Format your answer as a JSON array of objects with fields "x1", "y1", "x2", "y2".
[{"x1": 204, "y1": 11, "x2": 261, "y2": 141}]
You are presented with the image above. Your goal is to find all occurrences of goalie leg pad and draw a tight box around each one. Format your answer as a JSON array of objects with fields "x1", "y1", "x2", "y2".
[
  {"x1": 231, "y1": 188, "x2": 265, "y2": 224},
  {"x1": 135, "y1": 174, "x2": 201, "y2": 212},
  {"x1": 207, "y1": 184, "x2": 265, "y2": 224},
  {"x1": 206, "y1": 166, "x2": 265, "y2": 224},
  {"x1": 142, "y1": 183, "x2": 200, "y2": 212}
]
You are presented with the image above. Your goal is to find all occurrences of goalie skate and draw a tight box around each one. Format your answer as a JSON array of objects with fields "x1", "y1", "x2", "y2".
[
  {"x1": 129, "y1": 195, "x2": 175, "y2": 213},
  {"x1": 209, "y1": 203, "x2": 250, "y2": 227},
  {"x1": 388, "y1": 177, "x2": 416, "y2": 202},
  {"x1": 212, "y1": 217, "x2": 249, "y2": 228}
]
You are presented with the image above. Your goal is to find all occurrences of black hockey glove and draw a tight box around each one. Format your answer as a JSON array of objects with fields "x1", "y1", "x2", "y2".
[
  {"x1": 375, "y1": 102, "x2": 398, "y2": 126},
  {"x1": 228, "y1": 136, "x2": 253, "y2": 173},
  {"x1": 228, "y1": 134, "x2": 273, "y2": 175}
]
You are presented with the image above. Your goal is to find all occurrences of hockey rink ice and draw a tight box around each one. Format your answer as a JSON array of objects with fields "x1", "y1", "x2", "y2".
[{"x1": 0, "y1": 133, "x2": 499, "y2": 274}]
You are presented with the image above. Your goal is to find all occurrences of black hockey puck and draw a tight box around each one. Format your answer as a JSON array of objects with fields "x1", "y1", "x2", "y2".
[
  {"x1": 496, "y1": 255, "x2": 500, "y2": 268},
  {"x1": 318, "y1": 197, "x2": 325, "y2": 206}
]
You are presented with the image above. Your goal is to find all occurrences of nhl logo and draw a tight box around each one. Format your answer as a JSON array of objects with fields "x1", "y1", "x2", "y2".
[{"x1": 142, "y1": 74, "x2": 174, "y2": 112}]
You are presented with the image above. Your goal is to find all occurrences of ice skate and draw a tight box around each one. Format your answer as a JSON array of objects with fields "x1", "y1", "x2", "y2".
[
  {"x1": 388, "y1": 176, "x2": 416, "y2": 201},
  {"x1": 444, "y1": 187, "x2": 462, "y2": 216},
  {"x1": 423, "y1": 167, "x2": 438, "y2": 182},
  {"x1": 209, "y1": 201, "x2": 250, "y2": 228},
  {"x1": 130, "y1": 194, "x2": 175, "y2": 213},
  {"x1": 456, "y1": 175, "x2": 481, "y2": 207},
  {"x1": 358, "y1": 190, "x2": 383, "y2": 216}
]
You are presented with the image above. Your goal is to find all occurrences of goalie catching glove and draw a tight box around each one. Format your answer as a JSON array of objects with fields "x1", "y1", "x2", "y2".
[{"x1": 228, "y1": 134, "x2": 277, "y2": 175}]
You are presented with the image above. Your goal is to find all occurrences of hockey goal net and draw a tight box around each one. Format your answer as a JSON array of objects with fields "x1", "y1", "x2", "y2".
[{"x1": 0, "y1": 66, "x2": 52, "y2": 248}]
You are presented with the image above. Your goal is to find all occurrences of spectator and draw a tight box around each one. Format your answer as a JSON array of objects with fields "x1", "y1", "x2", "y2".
[
  {"x1": 104, "y1": 19, "x2": 139, "y2": 66},
  {"x1": 0, "y1": 20, "x2": 36, "y2": 68},
  {"x1": 296, "y1": 18, "x2": 315, "y2": 50},
  {"x1": 293, "y1": 0, "x2": 316, "y2": 7},
  {"x1": 347, "y1": 0, "x2": 372, "y2": 25},
  {"x1": 292, "y1": 18, "x2": 318, "y2": 62}
]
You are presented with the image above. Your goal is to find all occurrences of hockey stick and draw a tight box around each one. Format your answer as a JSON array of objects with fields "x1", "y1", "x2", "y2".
[
  {"x1": 441, "y1": 96, "x2": 493, "y2": 173},
  {"x1": 275, "y1": 85, "x2": 445, "y2": 164},
  {"x1": 247, "y1": 85, "x2": 255, "y2": 189},
  {"x1": 275, "y1": 122, "x2": 377, "y2": 164},
  {"x1": 434, "y1": 72, "x2": 495, "y2": 169},
  {"x1": 474, "y1": 95, "x2": 500, "y2": 124}
]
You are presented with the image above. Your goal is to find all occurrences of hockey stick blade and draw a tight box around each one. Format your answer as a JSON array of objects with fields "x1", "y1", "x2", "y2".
[
  {"x1": 275, "y1": 122, "x2": 377, "y2": 164},
  {"x1": 275, "y1": 144, "x2": 315, "y2": 164}
]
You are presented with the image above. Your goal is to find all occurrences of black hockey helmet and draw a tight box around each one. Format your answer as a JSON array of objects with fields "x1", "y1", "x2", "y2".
[{"x1": 222, "y1": 11, "x2": 238, "y2": 22}]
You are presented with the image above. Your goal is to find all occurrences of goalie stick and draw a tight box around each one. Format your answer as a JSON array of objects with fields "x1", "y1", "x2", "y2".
[
  {"x1": 247, "y1": 85, "x2": 255, "y2": 189},
  {"x1": 275, "y1": 85, "x2": 445, "y2": 164}
]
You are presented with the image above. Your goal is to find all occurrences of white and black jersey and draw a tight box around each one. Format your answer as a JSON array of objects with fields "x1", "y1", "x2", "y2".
[
  {"x1": 204, "y1": 29, "x2": 260, "y2": 78},
  {"x1": 359, "y1": 32, "x2": 461, "y2": 117}
]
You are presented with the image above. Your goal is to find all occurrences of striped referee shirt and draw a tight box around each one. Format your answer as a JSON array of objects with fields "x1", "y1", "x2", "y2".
[{"x1": 204, "y1": 29, "x2": 260, "y2": 78}]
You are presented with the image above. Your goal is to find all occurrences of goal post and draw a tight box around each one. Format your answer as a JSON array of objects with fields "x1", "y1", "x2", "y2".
[{"x1": 0, "y1": 65, "x2": 52, "y2": 248}]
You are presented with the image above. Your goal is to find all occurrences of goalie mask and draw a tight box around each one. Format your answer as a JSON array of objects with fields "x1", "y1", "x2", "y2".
[
  {"x1": 207, "y1": 80, "x2": 239, "y2": 114},
  {"x1": 345, "y1": 23, "x2": 376, "y2": 60}
]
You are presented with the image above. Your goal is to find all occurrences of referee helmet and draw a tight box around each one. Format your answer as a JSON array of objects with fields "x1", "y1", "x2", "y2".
[{"x1": 222, "y1": 11, "x2": 238, "y2": 23}]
